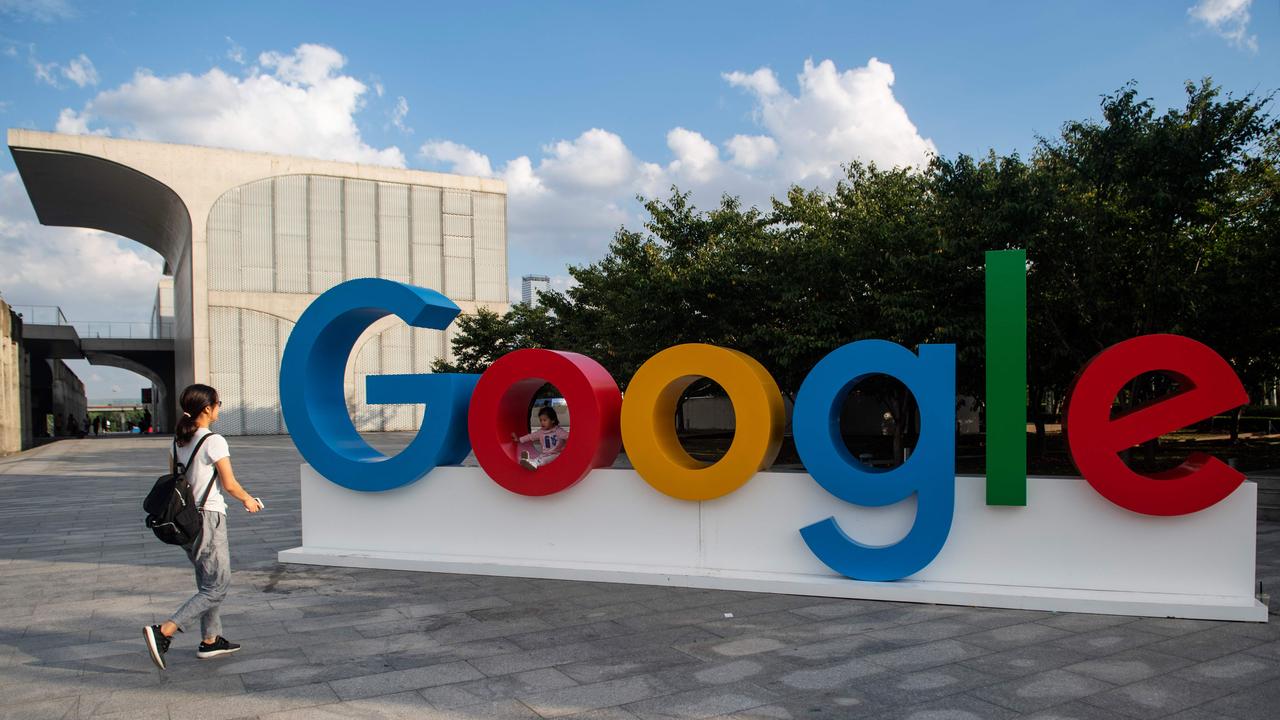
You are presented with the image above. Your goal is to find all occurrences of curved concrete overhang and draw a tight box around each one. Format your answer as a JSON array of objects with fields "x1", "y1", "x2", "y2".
[
  {"x1": 83, "y1": 350, "x2": 165, "y2": 389},
  {"x1": 8, "y1": 146, "x2": 191, "y2": 273}
]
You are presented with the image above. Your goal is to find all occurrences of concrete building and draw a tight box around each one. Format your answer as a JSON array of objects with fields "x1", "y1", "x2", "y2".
[
  {"x1": 521, "y1": 274, "x2": 550, "y2": 307},
  {"x1": 9, "y1": 129, "x2": 508, "y2": 435},
  {"x1": 0, "y1": 298, "x2": 33, "y2": 454}
]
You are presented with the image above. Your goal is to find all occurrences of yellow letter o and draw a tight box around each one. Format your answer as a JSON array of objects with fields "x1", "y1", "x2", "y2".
[{"x1": 621, "y1": 344, "x2": 785, "y2": 500}]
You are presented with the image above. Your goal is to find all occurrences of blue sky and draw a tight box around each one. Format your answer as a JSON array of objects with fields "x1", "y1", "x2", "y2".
[{"x1": 0, "y1": 0, "x2": 1275, "y2": 400}]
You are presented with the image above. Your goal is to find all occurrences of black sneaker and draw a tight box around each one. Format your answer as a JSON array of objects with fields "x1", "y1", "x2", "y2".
[
  {"x1": 196, "y1": 636, "x2": 241, "y2": 659},
  {"x1": 143, "y1": 625, "x2": 170, "y2": 670}
]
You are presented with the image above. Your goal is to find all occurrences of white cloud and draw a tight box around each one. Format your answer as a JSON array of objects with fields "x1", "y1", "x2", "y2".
[
  {"x1": 225, "y1": 37, "x2": 246, "y2": 65},
  {"x1": 30, "y1": 50, "x2": 98, "y2": 88},
  {"x1": 391, "y1": 95, "x2": 411, "y2": 133},
  {"x1": 420, "y1": 57, "x2": 932, "y2": 270},
  {"x1": 19, "y1": 48, "x2": 934, "y2": 332},
  {"x1": 667, "y1": 127, "x2": 720, "y2": 184},
  {"x1": 0, "y1": 172, "x2": 163, "y2": 322},
  {"x1": 1, "y1": 43, "x2": 407, "y2": 400},
  {"x1": 32, "y1": 59, "x2": 58, "y2": 86},
  {"x1": 725, "y1": 134, "x2": 779, "y2": 169},
  {"x1": 725, "y1": 58, "x2": 936, "y2": 181},
  {"x1": 1190, "y1": 0, "x2": 1257, "y2": 50},
  {"x1": 63, "y1": 53, "x2": 97, "y2": 87},
  {"x1": 538, "y1": 129, "x2": 639, "y2": 190},
  {"x1": 55, "y1": 43, "x2": 405, "y2": 166},
  {"x1": 420, "y1": 140, "x2": 494, "y2": 177},
  {"x1": 723, "y1": 67, "x2": 782, "y2": 98}
]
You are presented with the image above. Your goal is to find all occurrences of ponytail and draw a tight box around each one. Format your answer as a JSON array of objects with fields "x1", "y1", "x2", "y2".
[{"x1": 175, "y1": 384, "x2": 219, "y2": 446}]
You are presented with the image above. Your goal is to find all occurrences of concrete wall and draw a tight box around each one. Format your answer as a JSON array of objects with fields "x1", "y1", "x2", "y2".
[
  {"x1": 49, "y1": 359, "x2": 87, "y2": 435},
  {"x1": 0, "y1": 298, "x2": 32, "y2": 455},
  {"x1": 150, "y1": 277, "x2": 174, "y2": 337},
  {"x1": 174, "y1": 242, "x2": 194, "y2": 401}
]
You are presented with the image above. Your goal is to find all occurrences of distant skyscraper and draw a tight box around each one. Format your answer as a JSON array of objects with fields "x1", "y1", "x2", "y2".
[{"x1": 522, "y1": 274, "x2": 551, "y2": 306}]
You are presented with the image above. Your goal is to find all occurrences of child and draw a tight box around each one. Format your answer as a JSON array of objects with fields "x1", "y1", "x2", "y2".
[{"x1": 511, "y1": 406, "x2": 569, "y2": 470}]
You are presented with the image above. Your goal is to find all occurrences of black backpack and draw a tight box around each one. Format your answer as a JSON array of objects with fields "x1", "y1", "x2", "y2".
[{"x1": 143, "y1": 434, "x2": 220, "y2": 546}]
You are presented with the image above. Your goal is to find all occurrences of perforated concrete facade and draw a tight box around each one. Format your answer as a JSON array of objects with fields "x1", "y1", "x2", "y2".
[{"x1": 9, "y1": 130, "x2": 508, "y2": 435}]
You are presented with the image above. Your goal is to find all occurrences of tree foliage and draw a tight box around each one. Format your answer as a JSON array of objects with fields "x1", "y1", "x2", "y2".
[{"x1": 439, "y1": 80, "x2": 1279, "y2": 454}]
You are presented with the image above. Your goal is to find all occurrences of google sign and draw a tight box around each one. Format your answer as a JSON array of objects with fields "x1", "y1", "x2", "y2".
[{"x1": 277, "y1": 251, "x2": 1265, "y2": 621}]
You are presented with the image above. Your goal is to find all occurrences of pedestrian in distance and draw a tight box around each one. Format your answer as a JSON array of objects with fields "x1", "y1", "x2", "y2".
[
  {"x1": 143, "y1": 384, "x2": 264, "y2": 670},
  {"x1": 92, "y1": 415, "x2": 100, "y2": 436},
  {"x1": 511, "y1": 405, "x2": 569, "y2": 470}
]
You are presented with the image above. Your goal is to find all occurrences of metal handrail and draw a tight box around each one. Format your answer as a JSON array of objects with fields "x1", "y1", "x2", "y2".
[
  {"x1": 10, "y1": 305, "x2": 69, "y2": 326},
  {"x1": 11, "y1": 305, "x2": 173, "y2": 339},
  {"x1": 73, "y1": 321, "x2": 174, "y2": 339}
]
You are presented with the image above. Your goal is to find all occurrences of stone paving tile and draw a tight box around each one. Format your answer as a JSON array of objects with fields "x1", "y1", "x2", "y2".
[
  {"x1": 3, "y1": 436, "x2": 1279, "y2": 720},
  {"x1": 864, "y1": 617, "x2": 977, "y2": 645},
  {"x1": 1048, "y1": 625, "x2": 1168, "y2": 658},
  {"x1": 558, "y1": 646, "x2": 703, "y2": 685},
  {"x1": 699, "y1": 610, "x2": 815, "y2": 639},
  {"x1": 509, "y1": 620, "x2": 637, "y2": 651},
  {"x1": 0, "y1": 696, "x2": 82, "y2": 720},
  {"x1": 969, "y1": 668, "x2": 1116, "y2": 714},
  {"x1": 258, "y1": 691, "x2": 432, "y2": 719},
  {"x1": 1147, "y1": 626, "x2": 1268, "y2": 661},
  {"x1": 520, "y1": 675, "x2": 675, "y2": 718},
  {"x1": 853, "y1": 663, "x2": 1002, "y2": 707},
  {"x1": 1062, "y1": 647, "x2": 1197, "y2": 684},
  {"x1": 1197, "y1": 675, "x2": 1280, "y2": 719},
  {"x1": 867, "y1": 693, "x2": 1021, "y2": 720},
  {"x1": 864, "y1": 639, "x2": 994, "y2": 673},
  {"x1": 171, "y1": 682, "x2": 340, "y2": 720},
  {"x1": 1019, "y1": 701, "x2": 1136, "y2": 719},
  {"x1": 1165, "y1": 707, "x2": 1251, "y2": 720},
  {"x1": 957, "y1": 643, "x2": 1093, "y2": 679},
  {"x1": 1081, "y1": 675, "x2": 1234, "y2": 719},
  {"x1": 763, "y1": 632, "x2": 906, "y2": 666},
  {"x1": 327, "y1": 659, "x2": 485, "y2": 700},
  {"x1": 678, "y1": 657, "x2": 780, "y2": 687},
  {"x1": 418, "y1": 667, "x2": 579, "y2": 709},
  {"x1": 761, "y1": 656, "x2": 887, "y2": 694},
  {"x1": 624, "y1": 680, "x2": 778, "y2": 719},
  {"x1": 787, "y1": 598, "x2": 885, "y2": 621},
  {"x1": 958, "y1": 620, "x2": 1074, "y2": 651},
  {"x1": 723, "y1": 689, "x2": 886, "y2": 719},
  {"x1": 241, "y1": 654, "x2": 398, "y2": 692},
  {"x1": 559, "y1": 708, "x2": 644, "y2": 720}
]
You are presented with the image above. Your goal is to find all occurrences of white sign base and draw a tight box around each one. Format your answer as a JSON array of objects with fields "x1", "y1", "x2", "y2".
[{"x1": 279, "y1": 465, "x2": 1267, "y2": 622}]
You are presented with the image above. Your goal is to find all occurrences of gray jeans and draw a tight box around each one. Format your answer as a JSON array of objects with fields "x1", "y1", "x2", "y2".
[{"x1": 169, "y1": 510, "x2": 229, "y2": 639}]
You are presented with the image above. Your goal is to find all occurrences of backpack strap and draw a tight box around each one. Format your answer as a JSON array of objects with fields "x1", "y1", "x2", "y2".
[{"x1": 178, "y1": 433, "x2": 222, "y2": 511}]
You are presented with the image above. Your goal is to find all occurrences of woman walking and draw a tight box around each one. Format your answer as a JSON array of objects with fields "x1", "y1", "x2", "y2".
[{"x1": 144, "y1": 384, "x2": 263, "y2": 670}]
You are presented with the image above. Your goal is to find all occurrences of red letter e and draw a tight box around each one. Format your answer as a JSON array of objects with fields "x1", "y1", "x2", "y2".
[{"x1": 1065, "y1": 334, "x2": 1248, "y2": 516}]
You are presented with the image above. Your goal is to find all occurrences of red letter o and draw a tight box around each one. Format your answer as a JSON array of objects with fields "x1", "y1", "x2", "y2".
[{"x1": 467, "y1": 349, "x2": 622, "y2": 496}]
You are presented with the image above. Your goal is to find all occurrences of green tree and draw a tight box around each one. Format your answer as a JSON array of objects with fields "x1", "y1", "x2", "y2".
[{"x1": 430, "y1": 302, "x2": 559, "y2": 374}]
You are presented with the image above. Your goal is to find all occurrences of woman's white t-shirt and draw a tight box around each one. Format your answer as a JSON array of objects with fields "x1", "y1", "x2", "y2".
[{"x1": 176, "y1": 427, "x2": 229, "y2": 514}]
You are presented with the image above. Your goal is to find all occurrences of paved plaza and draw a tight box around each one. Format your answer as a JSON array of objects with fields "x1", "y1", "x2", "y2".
[{"x1": 1, "y1": 436, "x2": 1279, "y2": 720}]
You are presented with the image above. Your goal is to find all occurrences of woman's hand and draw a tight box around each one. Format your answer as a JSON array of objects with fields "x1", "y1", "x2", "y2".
[{"x1": 243, "y1": 497, "x2": 263, "y2": 513}]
